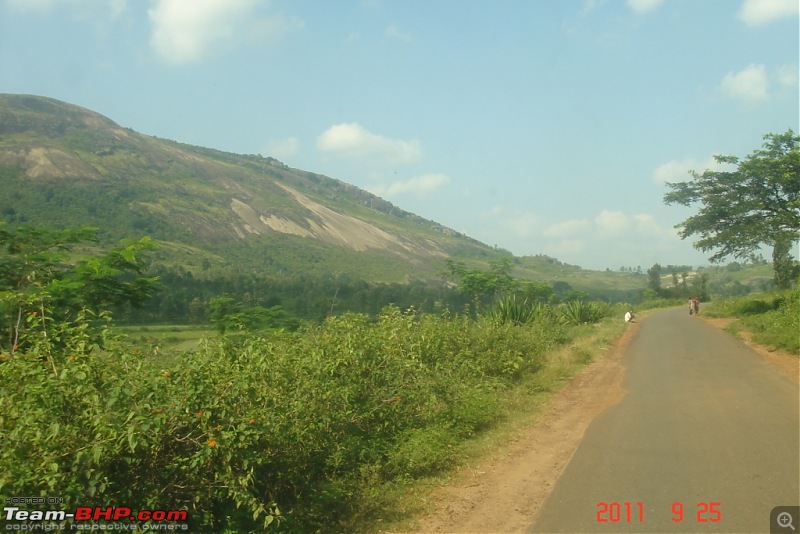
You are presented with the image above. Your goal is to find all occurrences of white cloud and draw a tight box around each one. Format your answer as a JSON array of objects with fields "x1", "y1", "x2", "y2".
[
  {"x1": 652, "y1": 155, "x2": 737, "y2": 184},
  {"x1": 653, "y1": 159, "x2": 694, "y2": 184},
  {"x1": 149, "y1": 0, "x2": 255, "y2": 63},
  {"x1": 777, "y1": 64, "x2": 799, "y2": 90},
  {"x1": 543, "y1": 218, "x2": 591, "y2": 238},
  {"x1": 594, "y1": 210, "x2": 629, "y2": 237},
  {"x1": 590, "y1": 211, "x2": 666, "y2": 239},
  {"x1": 483, "y1": 208, "x2": 666, "y2": 243},
  {"x1": 371, "y1": 173, "x2": 450, "y2": 199},
  {"x1": 469, "y1": 206, "x2": 689, "y2": 269},
  {"x1": 317, "y1": 123, "x2": 422, "y2": 165},
  {"x1": 548, "y1": 239, "x2": 587, "y2": 257},
  {"x1": 626, "y1": 0, "x2": 664, "y2": 14},
  {"x1": 148, "y1": 0, "x2": 301, "y2": 64},
  {"x1": 264, "y1": 136, "x2": 299, "y2": 159},
  {"x1": 738, "y1": 0, "x2": 799, "y2": 26},
  {"x1": 504, "y1": 213, "x2": 544, "y2": 239},
  {"x1": 720, "y1": 63, "x2": 769, "y2": 103},
  {"x1": 631, "y1": 213, "x2": 662, "y2": 237},
  {"x1": 481, "y1": 208, "x2": 543, "y2": 239}
]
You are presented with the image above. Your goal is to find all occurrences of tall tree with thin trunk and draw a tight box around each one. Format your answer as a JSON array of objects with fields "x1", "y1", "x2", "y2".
[{"x1": 663, "y1": 130, "x2": 800, "y2": 289}]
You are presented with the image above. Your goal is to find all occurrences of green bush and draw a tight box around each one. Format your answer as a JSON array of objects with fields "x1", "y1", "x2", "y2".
[
  {"x1": 385, "y1": 426, "x2": 457, "y2": 478},
  {"x1": 559, "y1": 300, "x2": 610, "y2": 325},
  {"x1": 488, "y1": 294, "x2": 546, "y2": 325},
  {"x1": 733, "y1": 299, "x2": 776, "y2": 315},
  {"x1": 743, "y1": 289, "x2": 799, "y2": 353},
  {"x1": 0, "y1": 226, "x2": 587, "y2": 530},
  {"x1": 1, "y1": 304, "x2": 572, "y2": 531},
  {"x1": 706, "y1": 288, "x2": 799, "y2": 354}
]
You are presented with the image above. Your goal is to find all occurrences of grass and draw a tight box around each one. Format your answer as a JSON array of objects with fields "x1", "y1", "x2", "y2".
[
  {"x1": 703, "y1": 287, "x2": 799, "y2": 355},
  {"x1": 352, "y1": 314, "x2": 630, "y2": 532},
  {"x1": 115, "y1": 324, "x2": 215, "y2": 360}
]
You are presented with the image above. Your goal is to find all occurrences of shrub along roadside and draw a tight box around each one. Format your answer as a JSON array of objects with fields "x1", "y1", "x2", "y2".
[
  {"x1": 1, "y1": 305, "x2": 575, "y2": 532},
  {"x1": 360, "y1": 307, "x2": 632, "y2": 532},
  {"x1": 703, "y1": 287, "x2": 799, "y2": 354},
  {"x1": 488, "y1": 295, "x2": 617, "y2": 327},
  {"x1": 558, "y1": 300, "x2": 611, "y2": 325}
]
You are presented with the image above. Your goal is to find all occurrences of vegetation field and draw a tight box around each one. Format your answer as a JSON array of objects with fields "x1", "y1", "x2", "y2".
[
  {"x1": 116, "y1": 324, "x2": 216, "y2": 356},
  {"x1": 703, "y1": 287, "x2": 800, "y2": 355},
  {"x1": 1, "y1": 289, "x2": 632, "y2": 532},
  {"x1": 1, "y1": 217, "x2": 794, "y2": 532}
]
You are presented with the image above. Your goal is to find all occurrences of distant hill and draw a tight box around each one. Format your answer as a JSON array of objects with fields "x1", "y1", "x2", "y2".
[
  {"x1": 0, "y1": 94, "x2": 651, "y2": 320},
  {"x1": 0, "y1": 93, "x2": 508, "y2": 282}
]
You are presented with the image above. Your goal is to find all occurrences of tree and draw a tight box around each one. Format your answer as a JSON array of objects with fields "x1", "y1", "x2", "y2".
[
  {"x1": 444, "y1": 257, "x2": 515, "y2": 308},
  {"x1": 54, "y1": 236, "x2": 160, "y2": 311},
  {"x1": 520, "y1": 280, "x2": 554, "y2": 303},
  {"x1": 690, "y1": 271, "x2": 710, "y2": 301},
  {"x1": 647, "y1": 263, "x2": 662, "y2": 293},
  {"x1": 663, "y1": 130, "x2": 799, "y2": 289},
  {"x1": 207, "y1": 296, "x2": 284, "y2": 335},
  {"x1": 0, "y1": 223, "x2": 160, "y2": 353}
]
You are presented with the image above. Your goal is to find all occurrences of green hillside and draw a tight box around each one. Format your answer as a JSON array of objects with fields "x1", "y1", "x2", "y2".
[
  {"x1": 0, "y1": 94, "x2": 502, "y2": 281},
  {"x1": 0, "y1": 94, "x2": 662, "y2": 320}
]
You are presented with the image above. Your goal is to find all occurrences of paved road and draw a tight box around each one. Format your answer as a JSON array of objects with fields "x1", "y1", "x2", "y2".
[{"x1": 530, "y1": 308, "x2": 799, "y2": 533}]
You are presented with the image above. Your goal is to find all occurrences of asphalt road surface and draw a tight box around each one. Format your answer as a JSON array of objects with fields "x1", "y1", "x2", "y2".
[{"x1": 530, "y1": 308, "x2": 799, "y2": 533}]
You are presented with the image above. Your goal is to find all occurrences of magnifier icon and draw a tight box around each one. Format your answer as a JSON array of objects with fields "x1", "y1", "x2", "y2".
[{"x1": 778, "y1": 511, "x2": 796, "y2": 531}]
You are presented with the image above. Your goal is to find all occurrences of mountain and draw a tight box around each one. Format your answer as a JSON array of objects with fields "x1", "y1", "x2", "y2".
[
  {"x1": 0, "y1": 94, "x2": 652, "y2": 320},
  {"x1": 0, "y1": 93, "x2": 505, "y2": 282}
]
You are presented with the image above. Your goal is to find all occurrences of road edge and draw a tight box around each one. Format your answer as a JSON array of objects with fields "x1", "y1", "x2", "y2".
[{"x1": 699, "y1": 315, "x2": 799, "y2": 385}]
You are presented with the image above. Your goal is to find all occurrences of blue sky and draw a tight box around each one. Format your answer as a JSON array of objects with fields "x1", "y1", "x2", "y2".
[{"x1": 1, "y1": 0, "x2": 797, "y2": 270}]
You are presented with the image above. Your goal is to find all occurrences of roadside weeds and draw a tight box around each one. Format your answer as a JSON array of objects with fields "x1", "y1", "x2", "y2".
[{"x1": 373, "y1": 317, "x2": 636, "y2": 533}]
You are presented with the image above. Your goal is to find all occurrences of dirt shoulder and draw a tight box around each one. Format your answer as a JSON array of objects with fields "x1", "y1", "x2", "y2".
[{"x1": 398, "y1": 314, "x2": 798, "y2": 533}]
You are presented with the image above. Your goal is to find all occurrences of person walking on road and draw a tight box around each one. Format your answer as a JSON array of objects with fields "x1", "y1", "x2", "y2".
[
  {"x1": 688, "y1": 298, "x2": 694, "y2": 316},
  {"x1": 692, "y1": 296, "x2": 700, "y2": 316}
]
